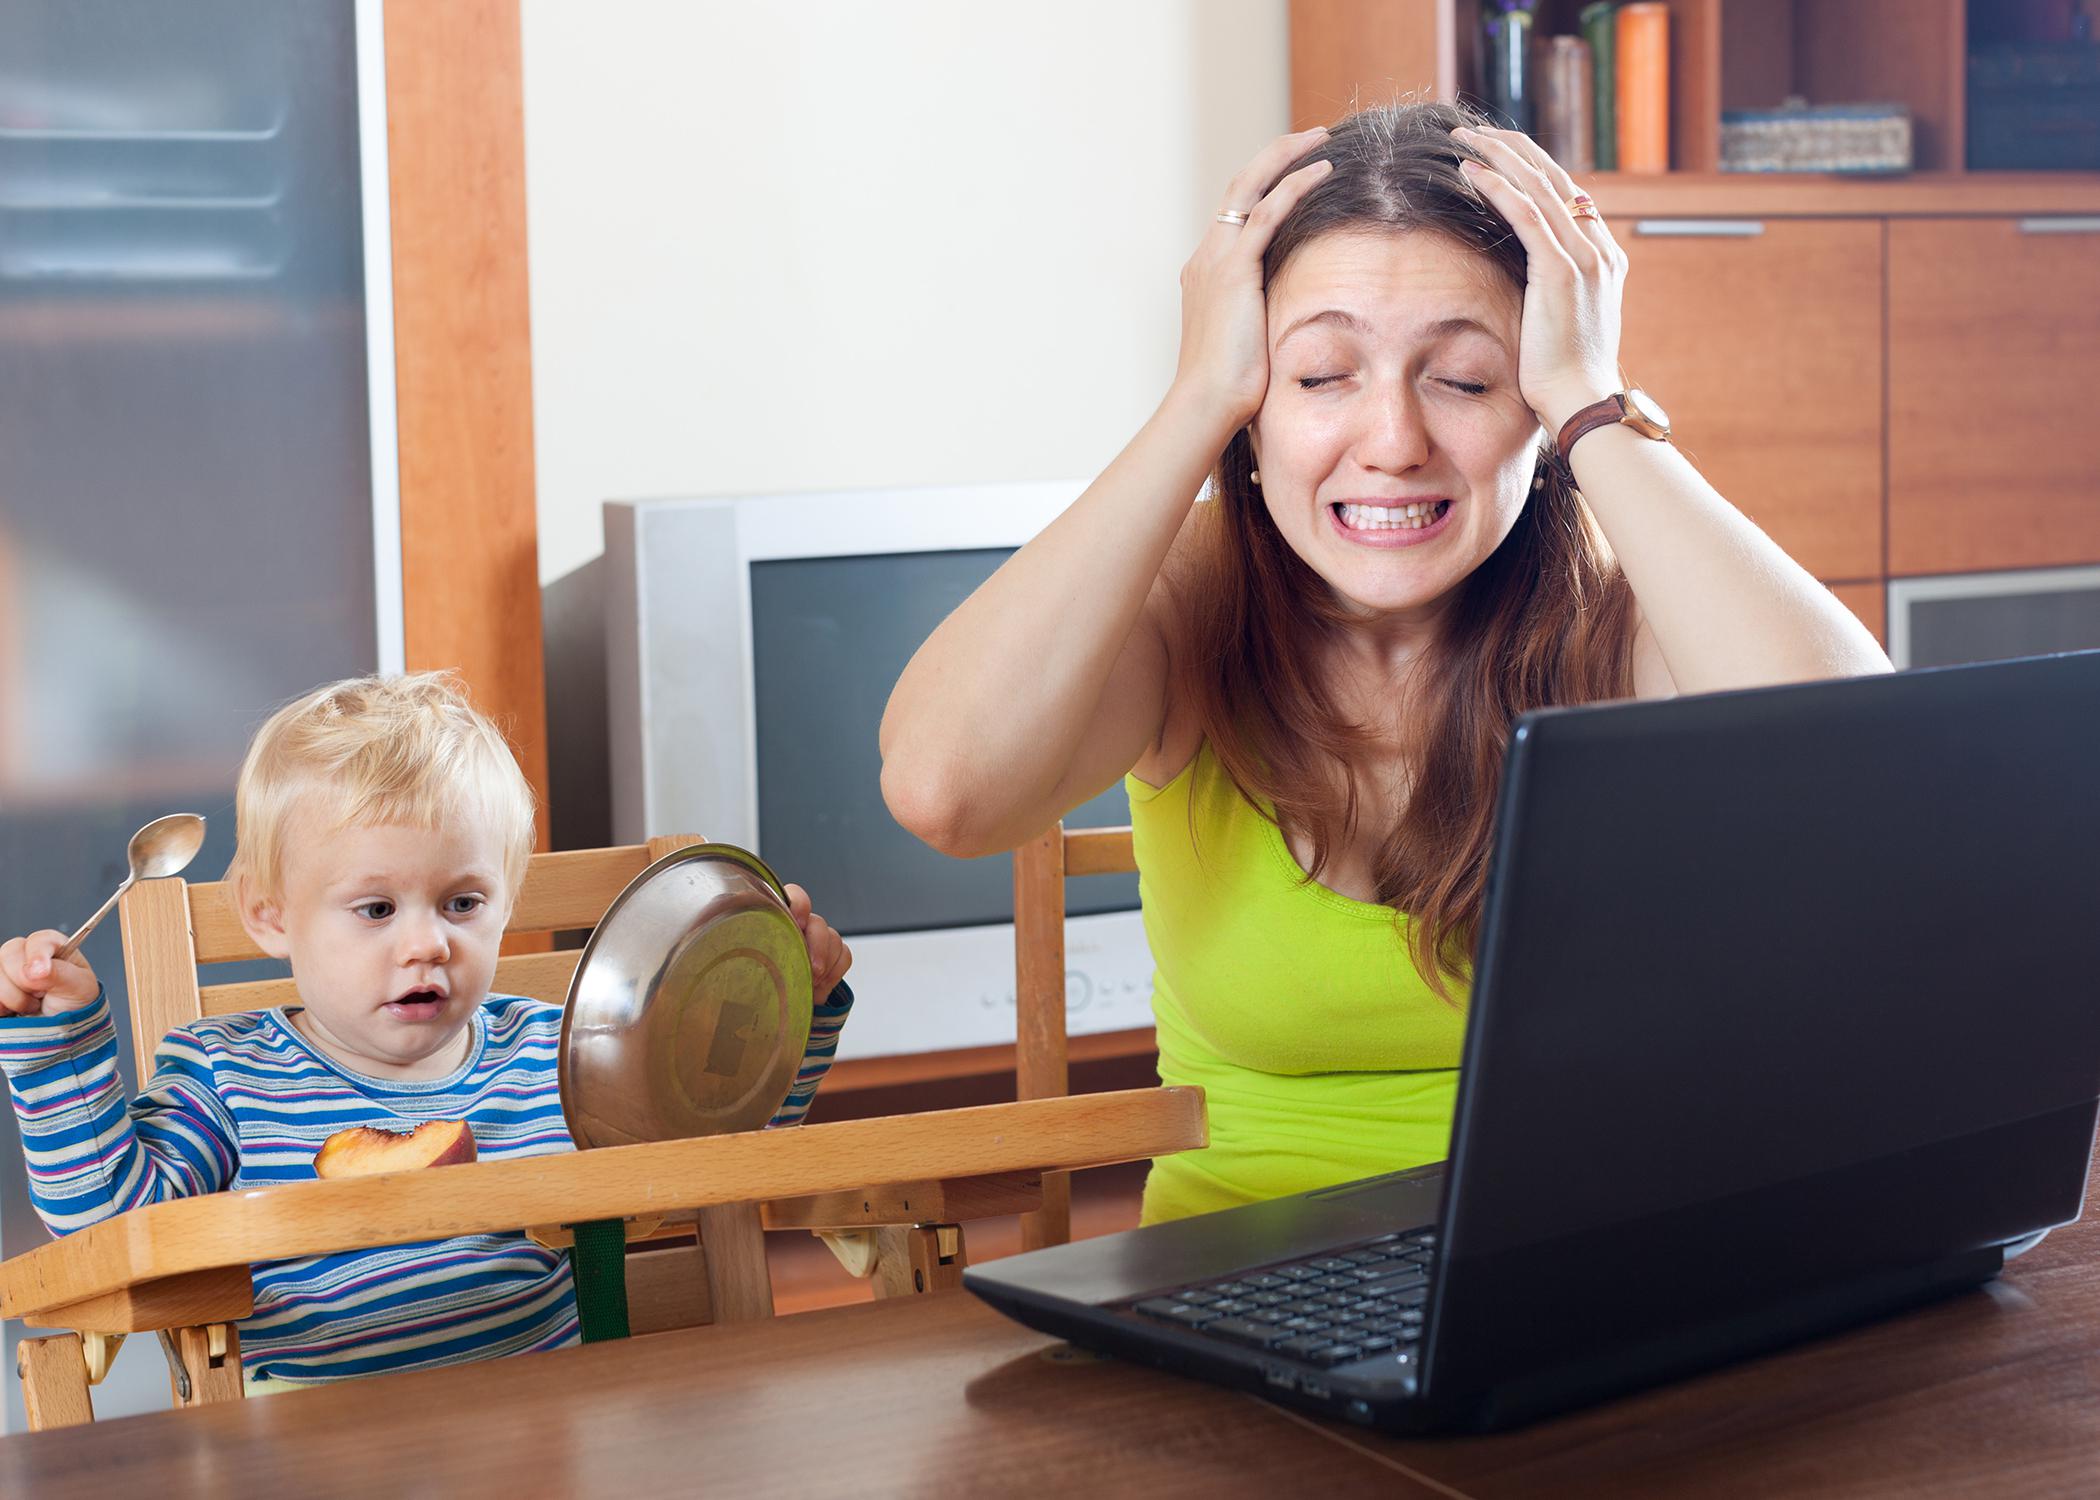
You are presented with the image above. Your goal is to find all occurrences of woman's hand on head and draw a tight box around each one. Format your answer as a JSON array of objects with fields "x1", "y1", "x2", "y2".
[
  {"x1": 1451, "y1": 125, "x2": 1628, "y2": 435},
  {"x1": 1172, "y1": 127, "x2": 1335, "y2": 427},
  {"x1": 782, "y1": 883, "x2": 852, "y2": 1001},
  {"x1": 0, "y1": 931, "x2": 100, "y2": 1017}
]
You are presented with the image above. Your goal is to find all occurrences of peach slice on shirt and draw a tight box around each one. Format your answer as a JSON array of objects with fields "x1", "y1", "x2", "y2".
[{"x1": 312, "y1": 1119, "x2": 478, "y2": 1179}]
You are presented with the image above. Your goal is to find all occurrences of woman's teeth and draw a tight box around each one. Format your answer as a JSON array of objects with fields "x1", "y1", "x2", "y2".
[{"x1": 1337, "y1": 501, "x2": 1446, "y2": 530}]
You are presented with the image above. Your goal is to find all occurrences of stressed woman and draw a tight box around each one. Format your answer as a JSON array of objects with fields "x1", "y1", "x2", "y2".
[{"x1": 879, "y1": 103, "x2": 1889, "y2": 1225}]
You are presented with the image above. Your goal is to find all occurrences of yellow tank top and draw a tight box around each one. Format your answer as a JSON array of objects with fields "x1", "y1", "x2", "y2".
[{"x1": 1130, "y1": 742, "x2": 1469, "y2": 1224}]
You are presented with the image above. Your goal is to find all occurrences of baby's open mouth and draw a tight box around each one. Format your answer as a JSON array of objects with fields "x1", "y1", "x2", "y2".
[{"x1": 385, "y1": 988, "x2": 447, "y2": 1018}]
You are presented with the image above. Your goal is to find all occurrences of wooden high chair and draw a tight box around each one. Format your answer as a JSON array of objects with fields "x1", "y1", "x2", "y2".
[
  {"x1": 3, "y1": 835, "x2": 1203, "y2": 1430},
  {"x1": 1011, "y1": 822, "x2": 1144, "y2": 1252}
]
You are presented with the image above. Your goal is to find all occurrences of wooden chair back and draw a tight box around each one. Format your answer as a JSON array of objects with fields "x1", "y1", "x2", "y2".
[{"x1": 1011, "y1": 821, "x2": 1139, "y2": 1250}]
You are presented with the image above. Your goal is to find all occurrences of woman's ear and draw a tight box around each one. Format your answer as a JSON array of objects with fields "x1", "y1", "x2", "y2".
[{"x1": 238, "y1": 885, "x2": 293, "y2": 961}]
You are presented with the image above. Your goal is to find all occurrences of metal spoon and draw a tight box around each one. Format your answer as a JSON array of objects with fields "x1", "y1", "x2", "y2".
[{"x1": 54, "y1": 813, "x2": 208, "y2": 961}]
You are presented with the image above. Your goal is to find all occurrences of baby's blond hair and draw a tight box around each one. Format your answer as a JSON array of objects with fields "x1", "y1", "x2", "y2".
[{"x1": 226, "y1": 672, "x2": 537, "y2": 909}]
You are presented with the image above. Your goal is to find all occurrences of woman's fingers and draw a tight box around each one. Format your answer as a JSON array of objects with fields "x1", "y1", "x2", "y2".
[
  {"x1": 1243, "y1": 156, "x2": 1335, "y2": 242},
  {"x1": 1202, "y1": 127, "x2": 1330, "y2": 253},
  {"x1": 1455, "y1": 126, "x2": 1591, "y2": 265},
  {"x1": 1458, "y1": 154, "x2": 1569, "y2": 271},
  {"x1": 1219, "y1": 125, "x2": 1330, "y2": 216},
  {"x1": 1461, "y1": 125, "x2": 1625, "y2": 266}
]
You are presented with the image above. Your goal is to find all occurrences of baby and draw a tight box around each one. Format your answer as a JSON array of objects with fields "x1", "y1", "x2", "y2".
[{"x1": 0, "y1": 672, "x2": 854, "y2": 1387}]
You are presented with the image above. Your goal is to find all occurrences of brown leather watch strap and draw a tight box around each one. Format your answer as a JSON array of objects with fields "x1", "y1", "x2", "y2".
[{"x1": 1555, "y1": 392, "x2": 1629, "y2": 466}]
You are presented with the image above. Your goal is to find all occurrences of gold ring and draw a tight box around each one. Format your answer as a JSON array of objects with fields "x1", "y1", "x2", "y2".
[
  {"x1": 1215, "y1": 209, "x2": 1251, "y2": 227},
  {"x1": 1566, "y1": 193, "x2": 1602, "y2": 223}
]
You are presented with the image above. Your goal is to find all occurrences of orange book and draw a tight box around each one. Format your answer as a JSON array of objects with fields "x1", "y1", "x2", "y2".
[{"x1": 1616, "y1": 2, "x2": 1671, "y2": 173}]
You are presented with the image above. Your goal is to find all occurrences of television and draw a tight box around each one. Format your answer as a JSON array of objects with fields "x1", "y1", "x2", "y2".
[
  {"x1": 602, "y1": 484, "x2": 1156, "y2": 1061},
  {"x1": 1888, "y1": 566, "x2": 2100, "y2": 669}
]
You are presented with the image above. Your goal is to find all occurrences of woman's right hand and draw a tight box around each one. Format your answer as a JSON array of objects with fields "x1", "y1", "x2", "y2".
[
  {"x1": 0, "y1": 931, "x2": 100, "y2": 1017},
  {"x1": 1171, "y1": 127, "x2": 1335, "y2": 427}
]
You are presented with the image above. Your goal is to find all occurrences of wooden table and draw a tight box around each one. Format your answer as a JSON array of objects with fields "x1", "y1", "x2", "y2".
[{"x1": 6, "y1": 1185, "x2": 2097, "y2": 1498}]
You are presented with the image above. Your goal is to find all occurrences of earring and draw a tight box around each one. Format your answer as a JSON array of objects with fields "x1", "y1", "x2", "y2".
[
  {"x1": 1531, "y1": 472, "x2": 1546, "y2": 492},
  {"x1": 1250, "y1": 469, "x2": 1262, "y2": 485}
]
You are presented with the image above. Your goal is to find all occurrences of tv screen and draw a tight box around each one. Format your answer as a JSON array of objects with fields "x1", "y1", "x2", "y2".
[{"x1": 751, "y1": 548, "x2": 1140, "y2": 936}]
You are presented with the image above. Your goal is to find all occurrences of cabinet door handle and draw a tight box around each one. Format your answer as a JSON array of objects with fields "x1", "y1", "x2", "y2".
[
  {"x1": 2018, "y1": 217, "x2": 2100, "y2": 235},
  {"x1": 1633, "y1": 220, "x2": 1765, "y2": 237}
]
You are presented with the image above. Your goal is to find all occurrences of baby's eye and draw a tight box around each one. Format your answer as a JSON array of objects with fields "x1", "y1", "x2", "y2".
[
  {"x1": 354, "y1": 900, "x2": 394, "y2": 922},
  {"x1": 447, "y1": 895, "x2": 485, "y2": 916}
]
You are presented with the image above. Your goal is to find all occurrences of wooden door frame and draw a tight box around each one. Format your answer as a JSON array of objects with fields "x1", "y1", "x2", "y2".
[{"x1": 382, "y1": 0, "x2": 550, "y2": 851}]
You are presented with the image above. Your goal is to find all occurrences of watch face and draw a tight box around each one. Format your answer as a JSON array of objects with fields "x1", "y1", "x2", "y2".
[{"x1": 1624, "y1": 388, "x2": 1670, "y2": 430}]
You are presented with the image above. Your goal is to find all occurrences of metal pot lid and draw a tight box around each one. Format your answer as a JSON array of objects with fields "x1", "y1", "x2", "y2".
[{"x1": 559, "y1": 842, "x2": 813, "y2": 1150}]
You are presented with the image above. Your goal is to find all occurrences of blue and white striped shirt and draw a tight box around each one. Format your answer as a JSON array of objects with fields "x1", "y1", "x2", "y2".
[{"x1": 0, "y1": 985, "x2": 852, "y2": 1385}]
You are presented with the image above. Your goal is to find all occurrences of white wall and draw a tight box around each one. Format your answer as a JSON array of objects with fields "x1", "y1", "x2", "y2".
[{"x1": 520, "y1": 0, "x2": 1290, "y2": 584}]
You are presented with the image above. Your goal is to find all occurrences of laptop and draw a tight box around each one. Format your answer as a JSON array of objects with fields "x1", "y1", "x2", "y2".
[{"x1": 965, "y1": 652, "x2": 2100, "y2": 1433}]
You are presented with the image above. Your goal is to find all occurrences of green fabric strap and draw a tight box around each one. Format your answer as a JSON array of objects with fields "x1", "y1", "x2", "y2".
[{"x1": 569, "y1": 1218, "x2": 632, "y2": 1343}]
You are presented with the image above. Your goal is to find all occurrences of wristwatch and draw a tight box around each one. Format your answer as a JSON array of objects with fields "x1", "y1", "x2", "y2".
[{"x1": 1555, "y1": 388, "x2": 1671, "y2": 466}]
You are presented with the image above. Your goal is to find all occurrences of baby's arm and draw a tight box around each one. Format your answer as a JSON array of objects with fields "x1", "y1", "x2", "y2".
[
  {"x1": 769, "y1": 883, "x2": 855, "y2": 1128},
  {"x1": 0, "y1": 943, "x2": 240, "y2": 1234},
  {"x1": 770, "y1": 980, "x2": 855, "y2": 1127}
]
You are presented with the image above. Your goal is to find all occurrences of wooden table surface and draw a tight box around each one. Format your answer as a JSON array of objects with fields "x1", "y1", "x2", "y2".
[{"x1": 7, "y1": 1175, "x2": 2098, "y2": 1498}]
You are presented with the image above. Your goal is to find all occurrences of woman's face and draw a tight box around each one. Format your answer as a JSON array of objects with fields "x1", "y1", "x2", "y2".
[{"x1": 1250, "y1": 228, "x2": 1539, "y2": 624}]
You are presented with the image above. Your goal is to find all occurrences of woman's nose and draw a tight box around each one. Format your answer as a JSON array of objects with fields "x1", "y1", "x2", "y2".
[{"x1": 1356, "y1": 386, "x2": 1432, "y2": 474}]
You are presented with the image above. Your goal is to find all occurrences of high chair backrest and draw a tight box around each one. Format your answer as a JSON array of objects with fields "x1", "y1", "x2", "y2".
[
  {"x1": 116, "y1": 834, "x2": 702, "y2": 1087},
  {"x1": 1011, "y1": 821, "x2": 1139, "y2": 1250}
]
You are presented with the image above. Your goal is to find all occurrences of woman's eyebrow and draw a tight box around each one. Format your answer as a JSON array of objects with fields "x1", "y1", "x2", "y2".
[
  {"x1": 1274, "y1": 308, "x2": 1374, "y2": 347},
  {"x1": 1419, "y1": 315, "x2": 1507, "y2": 349},
  {"x1": 1274, "y1": 309, "x2": 1507, "y2": 350}
]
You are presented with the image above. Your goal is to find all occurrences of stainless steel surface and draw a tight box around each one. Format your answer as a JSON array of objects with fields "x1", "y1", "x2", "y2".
[
  {"x1": 559, "y1": 842, "x2": 813, "y2": 1150},
  {"x1": 54, "y1": 813, "x2": 207, "y2": 961}
]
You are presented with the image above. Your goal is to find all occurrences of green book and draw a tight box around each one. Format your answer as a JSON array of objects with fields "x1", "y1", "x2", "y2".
[{"x1": 1581, "y1": 1, "x2": 1620, "y2": 171}]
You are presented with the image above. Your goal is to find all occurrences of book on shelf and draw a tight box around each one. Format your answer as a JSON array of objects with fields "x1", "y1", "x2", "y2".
[
  {"x1": 1616, "y1": 1, "x2": 1670, "y2": 173},
  {"x1": 1579, "y1": 1, "x2": 1620, "y2": 171}
]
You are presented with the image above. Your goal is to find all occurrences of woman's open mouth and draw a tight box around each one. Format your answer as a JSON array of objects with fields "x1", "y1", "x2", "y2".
[{"x1": 1328, "y1": 499, "x2": 1453, "y2": 547}]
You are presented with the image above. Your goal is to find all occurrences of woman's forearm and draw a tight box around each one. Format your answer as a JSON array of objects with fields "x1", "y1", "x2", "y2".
[
  {"x1": 1563, "y1": 423, "x2": 1892, "y2": 694},
  {"x1": 879, "y1": 385, "x2": 1236, "y2": 855}
]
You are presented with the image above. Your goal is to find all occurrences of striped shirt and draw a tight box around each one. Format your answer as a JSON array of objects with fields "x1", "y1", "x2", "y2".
[{"x1": 0, "y1": 983, "x2": 853, "y2": 1385}]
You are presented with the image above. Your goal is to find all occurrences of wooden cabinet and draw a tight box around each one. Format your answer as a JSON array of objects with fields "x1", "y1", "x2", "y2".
[
  {"x1": 1619, "y1": 218, "x2": 1883, "y2": 581},
  {"x1": 1887, "y1": 218, "x2": 2100, "y2": 577}
]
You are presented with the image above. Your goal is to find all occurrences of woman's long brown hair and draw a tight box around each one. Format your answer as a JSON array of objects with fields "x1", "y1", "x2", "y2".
[{"x1": 1178, "y1": 101, "x2": 1637, "y2": 997}]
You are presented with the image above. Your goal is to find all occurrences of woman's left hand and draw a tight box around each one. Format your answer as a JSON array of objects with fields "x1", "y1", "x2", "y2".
[
  {"x1": 784, "y1": 882, "x2": 852, "y2": 1000},
  {"x1": 1451, "y1": 125, "x2": 1628, "y2": 436}
]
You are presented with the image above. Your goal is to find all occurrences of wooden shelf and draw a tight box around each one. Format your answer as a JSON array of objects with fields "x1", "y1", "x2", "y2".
[{"x1": 1588, "y1": 171, "x2": 2100, "y2": 218}]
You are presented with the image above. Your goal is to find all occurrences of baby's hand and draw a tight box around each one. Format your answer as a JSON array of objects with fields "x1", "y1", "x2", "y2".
[
  {"x1": 782, "y1": 884, "x2": 852, "y2": 1001},
  {"x1": 0, "y1": 931, "x2": 101, "y2": 1018}
]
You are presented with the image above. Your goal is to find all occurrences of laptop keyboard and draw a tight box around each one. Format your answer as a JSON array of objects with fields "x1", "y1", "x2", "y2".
[{"x1": 1128, "y1": 1228, "x2": 1434, "y2": 1369}]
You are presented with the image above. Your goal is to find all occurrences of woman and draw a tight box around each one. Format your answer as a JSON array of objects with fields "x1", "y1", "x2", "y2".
[{"x1": 880, "y1": 102, "x2": 1889, "y2": 1224}]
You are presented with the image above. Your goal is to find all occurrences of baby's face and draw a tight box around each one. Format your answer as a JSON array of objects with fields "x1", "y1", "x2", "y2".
[{"x1": 245, "y1": 815, "x2": 512, "y2": 1080}]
